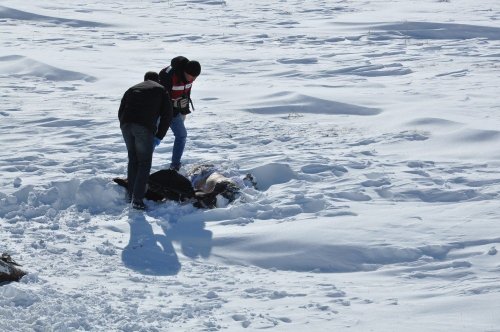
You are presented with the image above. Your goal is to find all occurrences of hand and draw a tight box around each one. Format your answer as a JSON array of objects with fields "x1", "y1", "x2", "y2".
[
  {"x1": 179, "y1": 98, "x2": 189, "y2": 109},
  {"x1": 153, "y1": 137, "x2": 161, "y2": 149}
]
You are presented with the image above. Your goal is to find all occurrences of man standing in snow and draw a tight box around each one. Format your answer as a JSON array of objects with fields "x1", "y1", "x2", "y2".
[
  {"x1": 159, "y1": 56, "x2": 201, "y2": 171},
  {"x1": 118, "y1": 71, "x2": 173, "y2": 210}
]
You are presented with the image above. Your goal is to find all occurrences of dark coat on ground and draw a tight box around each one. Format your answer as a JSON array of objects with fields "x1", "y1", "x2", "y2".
[
  {"x1": 113, "y1": 169, "x2": 240, "y2": 209},
  {"x1": 118, "y1": 80, "x2": 173, "y2": 139},
  {"x1": 0, "y1": 254, "x2": 26, "y2": 283}
]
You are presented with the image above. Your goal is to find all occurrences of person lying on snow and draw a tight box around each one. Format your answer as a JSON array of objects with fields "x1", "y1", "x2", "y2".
[
  {"x1": 113, "y1": 165, "x2": 256, "y2": 209},
  {"x1": 187, "y1": 164, "x2": 244, "y2": 208}
]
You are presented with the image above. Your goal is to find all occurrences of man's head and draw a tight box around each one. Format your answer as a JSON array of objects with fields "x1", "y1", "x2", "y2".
[
  {"x1": 144, "y1": 71, "x2": 159, "y2": 83},
  {"x1": 184, "y1": 61, "x2": 201, "y2": 82}
]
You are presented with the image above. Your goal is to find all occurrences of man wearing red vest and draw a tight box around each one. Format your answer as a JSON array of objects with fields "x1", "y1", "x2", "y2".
[{"x1": 159, "y1": 56, "x2": 201, "y2": 171}]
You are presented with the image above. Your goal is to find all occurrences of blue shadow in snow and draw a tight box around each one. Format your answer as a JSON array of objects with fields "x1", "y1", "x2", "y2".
[
  {"x1": 373, "y1": 21, "x2": 500, "y2": 40},
  {"x1": 0, "y1": 5, "x2": 111, "y2": 28},
  {"x1": 161, "y1": 218, "x2": 213, "y2": 260},
  {"x1": 122, "y1": 214, "x2": 180, "y2": 276},
  {"x1": 122, "y1": 213, "x2": 213, "y2": 276}
]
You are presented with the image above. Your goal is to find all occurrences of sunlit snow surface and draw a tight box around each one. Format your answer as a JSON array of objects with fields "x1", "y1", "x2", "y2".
[{"x1": 1, "y1": 0, "x2": 500, "y2": 331}]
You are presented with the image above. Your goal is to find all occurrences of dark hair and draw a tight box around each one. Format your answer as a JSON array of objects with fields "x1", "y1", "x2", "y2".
[
  {"x1": 184, "y1": 61, "x2": 201, "y2": 77},
  {"x1": 144, "y1": 71, "x2": 159, "y2": 82},
  {"x1": 171, "y1": 56, "x2": 189, "y2": 69}
]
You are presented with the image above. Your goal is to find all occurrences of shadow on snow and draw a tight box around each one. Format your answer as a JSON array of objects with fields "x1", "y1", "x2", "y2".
[{"x1": 121, "y1": 213, "x2": 212, "y2": 276}]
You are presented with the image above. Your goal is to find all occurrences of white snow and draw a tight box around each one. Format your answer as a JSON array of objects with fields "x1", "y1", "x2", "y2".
[{"x1": 1, "y1": 0, "x2": 500, "y2": 331}]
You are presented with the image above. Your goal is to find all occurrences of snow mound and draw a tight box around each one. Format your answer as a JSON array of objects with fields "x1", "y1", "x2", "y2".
[
  {"x1": 247, "y1": 163, "x2": 296, "y2": 191},
  {"x1": 0, "y1": 284, "x2": 40, "y2": 308},
  {"x1": 0, "y1": 5, "x2": 111, "y2": 27},
  {"x1": 244, "y1": 92, "x2": 381, "y2": 116},
  {"x1": 214, "y1": 239, "x2": 424, "y2": 273},
  {"x1": 0, "y1": 177, "x2": 123, "y2": 220},
  {"x1": 372, "y1": 21, "x2": 500, "y2": 40},
  {"x1": 0, "y1": 55, "x2": 97, "y2": 82}
]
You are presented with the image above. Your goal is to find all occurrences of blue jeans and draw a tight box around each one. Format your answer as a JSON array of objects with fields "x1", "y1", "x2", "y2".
[
  {"x1": 169, "y1": 113, "x2": 187, "y2": 169},
  {"x1": 121, "y1": 123, "x2": 154, "y2": 202}
]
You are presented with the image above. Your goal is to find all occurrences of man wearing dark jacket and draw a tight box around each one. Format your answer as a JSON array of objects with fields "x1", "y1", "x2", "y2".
[
  {"x1": 118, "y1": 71, "x2": 173, "y2": 210},
  {"x1": 159, "y1": 56, "x2": 201, "y2": 171}
]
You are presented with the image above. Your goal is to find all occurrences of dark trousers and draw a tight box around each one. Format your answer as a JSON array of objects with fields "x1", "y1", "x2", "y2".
[{"x1": 121, "y1": 123, "x2": 154, "y2": 202}]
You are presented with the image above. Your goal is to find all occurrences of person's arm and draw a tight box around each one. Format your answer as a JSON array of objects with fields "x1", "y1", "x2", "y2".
[
  {"x1": 155, "y1": 91, "x2": 173, "y2": 140},
  {"x1": 117, "y1": 89, "x2": 129, "y2": 122},
  {"x1": 159, "y1": 67, "x2": 173, "y2": 93},
  {"x1": 187, "y1": 88, "x2": 194, "y2": 111}
]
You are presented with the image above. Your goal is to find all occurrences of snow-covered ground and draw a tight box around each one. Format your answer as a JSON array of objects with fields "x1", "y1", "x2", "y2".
[{"x1": 1, "y1": 0, "x2": 500, "y2": 331}]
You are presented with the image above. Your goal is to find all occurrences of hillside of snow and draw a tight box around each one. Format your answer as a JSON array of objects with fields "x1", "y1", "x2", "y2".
[{"x1": 1, "y1": 0, "x2": 500, "y2": 331}]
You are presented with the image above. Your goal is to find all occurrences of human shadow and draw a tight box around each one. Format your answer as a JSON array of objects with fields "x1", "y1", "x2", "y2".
[
  {"x1": 122, "y1": 213, "x2": 181, "y2": 276},
  {"x1": 160, "y1": 215, "x2": 213, "y2": 260}
]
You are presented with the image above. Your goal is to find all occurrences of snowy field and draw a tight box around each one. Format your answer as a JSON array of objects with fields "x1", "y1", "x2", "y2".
[{"x1": 1, "y1": 0, "x2": 500, "y2": 331}]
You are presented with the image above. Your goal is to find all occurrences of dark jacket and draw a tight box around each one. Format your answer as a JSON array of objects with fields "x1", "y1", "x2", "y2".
[{"x1": 118, "y1": 80, "x2": 172, "y2": 139}]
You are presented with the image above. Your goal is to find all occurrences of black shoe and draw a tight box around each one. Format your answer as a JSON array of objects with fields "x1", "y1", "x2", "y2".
[{"x1": 132, "y1": 200, "x2": 146, "y2": 210}]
